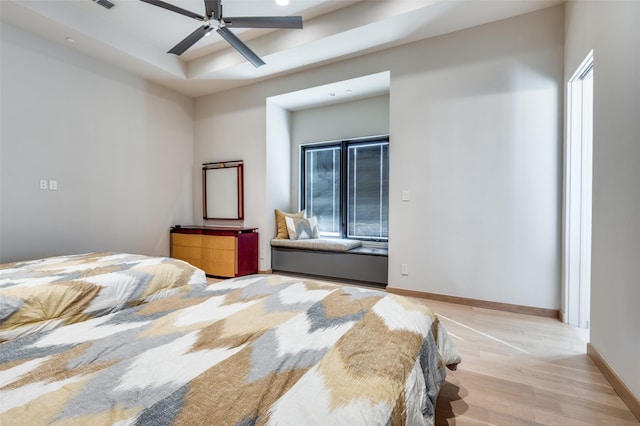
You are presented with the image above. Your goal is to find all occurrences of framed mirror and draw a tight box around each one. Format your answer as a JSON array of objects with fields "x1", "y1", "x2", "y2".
[{"x1": 203, "y1": 161, "x2": 244, "y2": 220}]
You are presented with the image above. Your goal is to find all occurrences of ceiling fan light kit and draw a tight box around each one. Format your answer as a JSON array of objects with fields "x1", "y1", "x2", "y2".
[{"x1": 140, "y1": 0, "x2": 303, "y2": 67}]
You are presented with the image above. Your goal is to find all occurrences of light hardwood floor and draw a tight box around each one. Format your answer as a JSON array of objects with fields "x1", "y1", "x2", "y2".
[{"x1": 422, "y1": 298, "x2": 639, "y2": 425}]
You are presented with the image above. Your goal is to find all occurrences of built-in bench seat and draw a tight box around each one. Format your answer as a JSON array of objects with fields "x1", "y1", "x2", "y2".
[
  {"x1": 270, "y1": 238, "x2": 388, "y2": 287},
  {"x1": 270, "y1": 238, "x2": 362, "y2": 252}
]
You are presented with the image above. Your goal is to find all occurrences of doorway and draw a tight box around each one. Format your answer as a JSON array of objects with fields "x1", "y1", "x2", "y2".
[{"x1": 564, "y1": 51, "x2": 593, "y2": 329}]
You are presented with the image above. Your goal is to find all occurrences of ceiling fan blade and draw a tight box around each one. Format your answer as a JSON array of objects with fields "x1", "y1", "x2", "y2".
[
  {"x1": 216, "y1": 27, "x2": 265, "y2": 68},
  {"x1": 140, "y1": 0, "x2": 204, "y2": 21},
  {"x1": 204, "y1": 0, "x2": 221, "y2": 19},
  {"x1": 168, "y1": 25, "x2": 212, "y2": 55},
  {"x1": 223, "y1": 16, "x2": 303, "y2": 29}
]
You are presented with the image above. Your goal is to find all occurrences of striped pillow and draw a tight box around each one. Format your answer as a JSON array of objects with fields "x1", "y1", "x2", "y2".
[{"x1": 285, "y1": 216, "x2": 319, "y2": 240}]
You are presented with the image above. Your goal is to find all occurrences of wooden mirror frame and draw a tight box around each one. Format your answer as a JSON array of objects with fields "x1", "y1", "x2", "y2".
[{"x1": 202, "y1": 161, "x2": 244, "y2": 220}]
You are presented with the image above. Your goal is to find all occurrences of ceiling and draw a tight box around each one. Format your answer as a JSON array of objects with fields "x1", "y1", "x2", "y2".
[{"x1": 1, "y1": 0, "x2": 562, "y2": 103}]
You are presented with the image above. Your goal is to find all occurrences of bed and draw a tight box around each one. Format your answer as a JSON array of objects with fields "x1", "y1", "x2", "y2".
[
  {"x1": 0, "y1": 252, "x2": 207, "y2": 342},
  {"x1": 0, "y1": 254, "x2": 460, "y2": 426}
]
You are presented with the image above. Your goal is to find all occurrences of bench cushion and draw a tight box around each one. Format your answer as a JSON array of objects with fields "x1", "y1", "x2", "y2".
[{"x1": 270, "y1": 238, "x2": 362, "y2": 252}]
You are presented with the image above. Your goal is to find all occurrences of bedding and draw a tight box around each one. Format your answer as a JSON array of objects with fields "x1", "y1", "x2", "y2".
[
  {"x1": 0, "y1": 274, "x2": 460, "y2": 426},
  {"x1": 0, "y1": 252, "x2": 207, "y2": 342}
]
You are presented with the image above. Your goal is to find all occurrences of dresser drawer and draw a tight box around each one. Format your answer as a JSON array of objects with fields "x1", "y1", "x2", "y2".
[
  {"x1": 172, "y1": 245, "x2": 201, "y2": 261},
  {"x1": 172, "y1": 233, "x2": 202, "y2": 247},
  {"x1": 201, "y1": 250, "x2": 236, "y2": 278},
  {"x1": 170, "y1": 227, "x2": 258, "y2": 278},
  {"x1": 201, "y1": 235, "x2": 235, "y2": 250}
]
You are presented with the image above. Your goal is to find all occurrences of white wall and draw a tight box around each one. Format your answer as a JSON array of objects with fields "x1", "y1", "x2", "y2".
[
  {"x1": 265, "y1": 101, "x2": 292, "y2": 270},
  {"x1": 291, "y1": 95, "x2": 390, "y2": 145},
  {"x1": 194, "y1": 69, "x2": 391, "y2": 271},
  {"x1": 193, "y1": 85, "x2": 270, "y2": 254},
  {"x1": 564, "y1": 0, "x2": 640, "y2": 400},
  {"x1": 290, "y1": 95, "x2": 390, "y2": 210},
  {"x1": 389, "y1": 7, "x2": 563, "y2": 309},
  {"x1": 195, "y1": 5, "x2": 564, "y2": 310},
  {"x1": 0, "y1": 24, "x2": 194, "y2": 263}
]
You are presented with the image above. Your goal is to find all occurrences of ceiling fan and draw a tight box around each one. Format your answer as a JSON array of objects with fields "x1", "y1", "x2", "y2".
[{"x1": 140, "y1": 0, "x2": 303, "y2": 67}]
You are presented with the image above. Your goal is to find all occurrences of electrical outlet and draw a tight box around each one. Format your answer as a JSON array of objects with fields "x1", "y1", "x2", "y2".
[
  {"x1": 49, "y1": 180, "x2": 58, "y2": 191},
  {"x1": 40, "y1": 180, "x2": 48, "y2": 190},
  {"x1": 401, "y1": 263, "x2": 409, "y2": 275}
]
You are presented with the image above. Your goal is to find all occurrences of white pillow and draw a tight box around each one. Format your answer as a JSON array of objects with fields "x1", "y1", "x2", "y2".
[{"x1": 285, "y1": 216, "x2": 319, "y2": 240}]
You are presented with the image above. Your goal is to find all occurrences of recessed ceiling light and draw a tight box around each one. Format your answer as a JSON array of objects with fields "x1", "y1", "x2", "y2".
[
  {"x1": 346, "y1": 89, "x2": 353, "y2": 94},
  {"x1": 65, "y1": 37, "x2": 75, "y2": 43},
  {"x1": 275, "y1": 0, "x2": 289, "y2": 6}
]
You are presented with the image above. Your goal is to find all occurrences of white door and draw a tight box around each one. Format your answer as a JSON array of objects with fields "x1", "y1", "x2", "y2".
[{"x1": 564, "y1": 51, "x2": 593, "y2": 329}]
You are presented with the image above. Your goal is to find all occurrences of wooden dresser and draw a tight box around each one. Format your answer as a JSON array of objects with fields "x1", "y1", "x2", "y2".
[{"x1": 170, "y1": 226, "x2": 258, "y2": 278}]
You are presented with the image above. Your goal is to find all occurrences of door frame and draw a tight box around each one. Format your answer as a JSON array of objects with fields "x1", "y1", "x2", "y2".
[{"x1": 563, "y1": 50, "x2": 593, "y2": 329}]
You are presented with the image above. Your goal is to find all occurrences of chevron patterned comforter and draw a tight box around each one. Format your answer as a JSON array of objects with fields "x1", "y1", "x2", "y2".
[
  {"x1": 0, "y1": 274, "x2": 460, "y2": 426},
  {"x1": 0, "y1": 252, "x2": 207, "y2": 342}
]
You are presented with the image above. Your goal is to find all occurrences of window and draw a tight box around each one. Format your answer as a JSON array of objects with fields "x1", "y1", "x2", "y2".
[{"x1": 301, "y1": 137, "x2": 389, "y2": 241}]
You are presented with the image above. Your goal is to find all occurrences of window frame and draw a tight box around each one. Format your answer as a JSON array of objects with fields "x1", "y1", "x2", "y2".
[{"x1": 300, "y1": 135, "x2": 389, "y2": 242}]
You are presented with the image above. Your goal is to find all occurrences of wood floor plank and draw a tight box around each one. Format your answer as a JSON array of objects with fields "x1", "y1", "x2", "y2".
[{"x1": 424, "y1": 298, "x2": 640, "y2": 425}]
